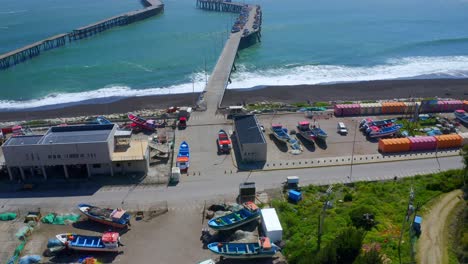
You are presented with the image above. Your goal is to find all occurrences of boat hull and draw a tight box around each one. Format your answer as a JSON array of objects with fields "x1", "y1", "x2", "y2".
[
  {"x1": 210, "y1": 252, "x2": 276, "y2": 259},
  {"x1": 78, "y1": 205, "x2": 128, "y2": 228},
  {"x1": 68, "y1": 246, "x2": 119, "y2": 253},
  {"x1": 298, "y1": 131, "x2": 315, "y2": 143},
  {"x1": 209, "y1": 215, "x2": 260, "y2": 231}
]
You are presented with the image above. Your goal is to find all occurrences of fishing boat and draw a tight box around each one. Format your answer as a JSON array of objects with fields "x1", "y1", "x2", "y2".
[
  {"x1": 208, "y1": 202, "x2": 260, "y2": 231},
  {"x1": 56, "y1": 232, "x2": 121, "y2": 252},
  {"x1": 78, "y1": 204, "x2": 130, "y2": 228},
  {"x1": 128, "y1": 113, "x2": 156, "y2": 132},
  {"x1": 360, "y1": 118, "x2": 395, "y2": 131},
  {"x1": 270, "y1": 124, "x2": 290, "y2": 143},
  {"x1": 311, "y1": 124, "x2": 327, "y2": 140},
  {"x1": 367, "y1": 124, "x2": 402, "y2": 138},
  {"x1": 176, "y1": 141, "x2": 190, "y2": 172},
  {"x1": 208, "y1": 237, "x2": 278, "y2": 259},
  {"x1": 287, "y1": 136, "x2": 303, "y2": 154},
  {"x1": 96, "y1": 116, "x2": 112, "y2": 125},
  {"x1": 454, "y1": 110, "x2": 468, "y2": 125},
  {"x1": 217, "y1": 129, "x2": 232, "y2": 154},
  {"x1": 296, "y1": 121, "x2": 316, "y2": 143}
]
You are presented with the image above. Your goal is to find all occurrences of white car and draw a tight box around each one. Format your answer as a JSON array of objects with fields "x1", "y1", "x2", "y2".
[{"x1": 337, "y1": 122, "x2": 348, "y2": 135}]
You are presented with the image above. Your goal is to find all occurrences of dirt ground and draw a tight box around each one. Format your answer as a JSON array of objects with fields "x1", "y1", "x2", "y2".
[{"x1": 417, "y1": 189, "x2": 463, "y2": 264}]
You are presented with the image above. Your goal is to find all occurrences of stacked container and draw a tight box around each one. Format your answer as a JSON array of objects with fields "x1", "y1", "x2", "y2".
[
  {"x1": 378, "y1": 138, "x2": 411, "y2": 153},
  {"x1": 435, "y1": 134, "x2": 463, "y2": 149},
  {"x1": 460, "y1": 132, "x2": 468, "y2": 146},
  {"x1": 381, "y1": 102, "x2": 407, "y2": 114},
  {"x1": 420, "y1": 100, "x2": 439, "y2": 113},
  {"x1": 359, "y1": 103, "x2": 382, "y2": 115},
  {"x1": 334, "y1": 104, "x2": 361, "y2": 116},
  {"x1": 408, "y1": 136, "x2": 437, "y2": 151},
  {"x1": 438, "y1": 100, "x2": 464, "y2": 112}
]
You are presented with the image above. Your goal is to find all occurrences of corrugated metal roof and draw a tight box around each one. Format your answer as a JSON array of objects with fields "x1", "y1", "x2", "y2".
[
  {"x1": 38, "y1": 124, "x2": 114, "y2": 145},
  {"x1": 3, "y1": 135, "x2": 43, "y2": 146},
  {"x1": 234, "y1": 115, "x2": 265, "y2": 144}
]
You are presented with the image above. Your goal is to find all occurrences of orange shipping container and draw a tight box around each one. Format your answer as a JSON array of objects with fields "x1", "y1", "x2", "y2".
[
  {"x1": 434, "y1": 134, "x2": 463, "y2": 149},
  {"x1": 381, "y1": 102, "x2": 407, "y2": 114},
  {"x1": 378, "y1": 138, "x2": 411, "y2": 153}
]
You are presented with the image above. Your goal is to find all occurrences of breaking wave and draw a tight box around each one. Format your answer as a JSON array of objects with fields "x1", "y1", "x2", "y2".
[{"x1": 1, "y1": 56, "x2": 468, "y2": 110}]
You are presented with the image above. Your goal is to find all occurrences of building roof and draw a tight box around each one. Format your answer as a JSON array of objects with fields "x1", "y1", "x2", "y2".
[
  {"x1": 112, "y1": 140, "x2": 148, "y2": 161},
  {"x1": 261, "y1": 208, "x2": 283, "y2": 231},
  {"x1": 234, "y1": 115, "x2": 265, "y2": 144},
  {"x1": 37, "y1": 124, "x2": 114, "y2": 145},
  {"x1": 3, "y1": 135, "x2": 43, "y2": 146}
]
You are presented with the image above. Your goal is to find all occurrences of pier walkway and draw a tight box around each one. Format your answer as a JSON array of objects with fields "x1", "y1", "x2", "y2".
[
  {"x1": 195, "y1": 0, "x2": 262, "y2": 122},
  {"x1": 0, "y1": 0, "x2": 163, "y2": 70}
]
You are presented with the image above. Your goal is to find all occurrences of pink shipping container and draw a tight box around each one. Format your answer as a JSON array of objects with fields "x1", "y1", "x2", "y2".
[
  {"x1": 334, "y1": 104, "x2": 360, "y2": 116},
  {"x1": 442, "y1": 100, "x2": 463, "y2": 112},
  {"x1": 408, "y1": 136, "x2": 437, "y2": 151}
]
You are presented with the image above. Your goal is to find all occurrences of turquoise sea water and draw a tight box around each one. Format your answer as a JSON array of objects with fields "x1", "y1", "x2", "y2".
[{"x1": 1, "y1": 0, "x2": 468, "y2": 109}]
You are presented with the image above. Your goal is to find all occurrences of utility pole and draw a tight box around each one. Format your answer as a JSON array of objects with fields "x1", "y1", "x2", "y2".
[
  {"x1": 317, "y1": 185, "x2": 333, "y2": 250},
  {"x1": 348, "y1": 120, "x2": 358, "y2": 183},
  {"x1": 398, "y1": 186, "x2": 415, "y2": 264}
]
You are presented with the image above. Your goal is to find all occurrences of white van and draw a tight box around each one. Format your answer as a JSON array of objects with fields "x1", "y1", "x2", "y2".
[{"x1": 337, "y1": 122, "x2": 348, "y2": 135}]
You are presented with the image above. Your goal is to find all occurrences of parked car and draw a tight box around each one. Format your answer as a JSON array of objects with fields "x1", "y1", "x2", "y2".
[{"x1": 337, "y1": 122, "x2": 348, "y2": 135}]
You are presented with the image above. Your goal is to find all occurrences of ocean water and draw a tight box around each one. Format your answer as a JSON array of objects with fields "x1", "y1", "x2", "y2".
[{"x1": 1, "y1": 0, "x2": 468, "y2": 110}]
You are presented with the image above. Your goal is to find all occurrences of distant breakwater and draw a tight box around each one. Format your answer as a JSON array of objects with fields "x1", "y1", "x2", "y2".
[{"x1": 0, "y1": 0, "x2": 164, "y2": 71}]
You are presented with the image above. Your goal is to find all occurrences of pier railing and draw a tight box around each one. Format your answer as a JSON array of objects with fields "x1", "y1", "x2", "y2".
[
  {"x1": 195, "y1": 0, "x2": 262, "y2": 112},
  {"x1": 0, "y1": 0, "x2": 164, "y2": 71}
]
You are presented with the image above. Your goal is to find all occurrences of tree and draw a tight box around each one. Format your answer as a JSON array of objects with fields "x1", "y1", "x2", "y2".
[{"x1": 349, "y1": 206, "x2": 376, "y2": 230}]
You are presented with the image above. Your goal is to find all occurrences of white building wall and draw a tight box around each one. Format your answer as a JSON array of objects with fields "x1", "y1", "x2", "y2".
[{"x1": 2, "y1": 141, "x2": 112, "y2": 167}]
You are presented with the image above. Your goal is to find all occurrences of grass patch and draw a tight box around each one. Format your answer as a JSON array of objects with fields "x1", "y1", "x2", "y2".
[
  {"x1": 292, "y1": 102, "x2": 311, "y2": 108},
  {"x1": 273, "y1": 169, "x2": 464, "y2": 264},
  {"x1": 313, "y1": 102, "x2": 330, "y2": 107}
]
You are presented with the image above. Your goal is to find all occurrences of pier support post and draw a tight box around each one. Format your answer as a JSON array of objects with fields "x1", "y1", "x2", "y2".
[
  {"x1": 42, "y1": 166, "x2": 48, "y2": 180},
  {"x1": 19, "y1": 167, "x2": 25, "y2": 181},
  {"x1": 63, "y1": 165, "x2": 69, "y2": 179},
  {"x1": 86, "y1": 164, "x2": 92, "y2": 178},
  {"x1": 109, "y1": 163, "x2": 114, "y2": 177},
  {"x1": 7, "y1": 166, "x2": 13, "y2": 181}
]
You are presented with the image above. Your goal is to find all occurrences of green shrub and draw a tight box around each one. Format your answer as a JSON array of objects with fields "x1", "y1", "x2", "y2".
[
  {"x1": 313, "y1": 102, "x2": 330, "y2": 107},
  {"x1": 344, "y1": 193, "x2": 353, "y2": 202},
  {"x1": 349, "y1": 206, "x2": 376, "y2": 230},
  {"x1": 354, "y1": 247, "x2": 384, "y2": 264},
  {"x1": 292, "y1": 102, "x2": 310, "y2": 108}
]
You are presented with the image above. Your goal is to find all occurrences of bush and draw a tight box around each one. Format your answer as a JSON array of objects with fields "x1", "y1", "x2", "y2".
[
  {"x1": 344, "y1": 193, "x2": 353, "y2": 202},
  {"x1": 354, "y1": 247, "x2": 384, "y2": 264},
  {"x1": 315, "y1": 227, "x2": 365, "y2": 264},
  {"x1": 349, "y1": 206, "x2": 376, "y2": 230},
  {"x1": 313, "y1": 102, "x2": 330, "y2": 107}
]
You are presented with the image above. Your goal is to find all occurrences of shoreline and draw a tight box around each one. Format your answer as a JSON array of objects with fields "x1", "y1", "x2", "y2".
[{"x1": 0, "y1": 78, "x2": 467, "y2": 122}]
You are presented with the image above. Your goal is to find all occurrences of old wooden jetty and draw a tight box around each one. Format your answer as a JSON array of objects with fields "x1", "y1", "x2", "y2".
[
  {"x1": 0, "y1": 0, "x2": 163, "y2": 70},
  {"x1": 195, "y1": 0, "x2": 262, "y2": 116}
]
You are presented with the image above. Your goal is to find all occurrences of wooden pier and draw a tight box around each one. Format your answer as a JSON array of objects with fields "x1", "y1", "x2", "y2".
[
  {"x1": 0, "y1": 0, "x2": 163, "y2": 70},
  {"x1": 195, "y1": 0, "x2": 262, "y2": 116}
]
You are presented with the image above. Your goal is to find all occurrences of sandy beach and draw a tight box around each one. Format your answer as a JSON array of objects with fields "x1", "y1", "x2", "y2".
[{"x1": 0, "y1": 78, "x2": 467, "y2": 122}]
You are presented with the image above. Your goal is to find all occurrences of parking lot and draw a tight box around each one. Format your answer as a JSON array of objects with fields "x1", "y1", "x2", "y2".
[{"x1": 256, "y1": 113, "x2": 379, "y2": 162}]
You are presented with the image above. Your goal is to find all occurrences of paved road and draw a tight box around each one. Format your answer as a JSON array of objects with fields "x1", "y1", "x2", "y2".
[{"x1": 0, "y1": 156, "x2": 462, "y2": 211}]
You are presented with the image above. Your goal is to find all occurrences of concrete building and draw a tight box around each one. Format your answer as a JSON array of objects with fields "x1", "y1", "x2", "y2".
[
  {"x1": 1, "y1": 124, "x2": 149, "y2": 181},
  {"x1": 233, "y1": 115, "x2": 267, "y2": 162}
]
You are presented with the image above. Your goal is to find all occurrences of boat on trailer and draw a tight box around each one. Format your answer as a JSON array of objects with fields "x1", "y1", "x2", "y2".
[
  {"x1": 128, "y1": 113, "x2": 156, "y2": 132},
  {"x1": 176, "y1": 141, "x2": 190, "y2": 172},
  {"x1": 296, "y1": 121, "x2": 316, "y2": 143},
  {"x1": 270, "y1": 124, "x2": 290, "y2": 143},
  {"x1": 208, "y1": 202, "x2": 260, "y2": 231},
  {"x1": 56, "y1": 232, "x2": 121, "y2": 252},
  {"x1": 208, "y1": 237, "x2": 278, "y2": 259},
  {"x1": 454, "y1": 110, "x2": 468, "y2": 125},
  {"x1": 78, "y1": 204, "x2": 130, "y2": 228}
]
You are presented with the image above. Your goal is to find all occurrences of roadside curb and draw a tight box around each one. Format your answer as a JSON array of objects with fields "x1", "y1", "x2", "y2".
[{"x1": 236, "y1": 150, "x2": 460, "y2": 172}]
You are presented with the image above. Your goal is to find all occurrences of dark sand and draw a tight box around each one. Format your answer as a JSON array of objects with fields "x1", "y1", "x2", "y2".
[{"x1": 1, "y1": 79, "x2": 467, "y2": 122}]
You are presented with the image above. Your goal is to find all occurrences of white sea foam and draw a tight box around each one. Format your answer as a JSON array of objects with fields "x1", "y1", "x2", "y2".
[
  {"x1": 228, "y1": 56, "x2": 468, "y2": 88},
  {"x1": 0, "y1": 10, "x2": 28, "y2": 14},
  {"x1": 1, "y1": 56, "x2": 468, "y2": 110}
]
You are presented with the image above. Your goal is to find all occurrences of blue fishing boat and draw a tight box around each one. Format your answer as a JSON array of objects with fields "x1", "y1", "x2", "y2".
[
  {"x1": 208, "y1": 237, "x2": 278, "y2": 259},
  {"x1": 55, "y1": 232, "x2": 121, "y2": 252},
  {"x1": 311, "y1": 126, "x2": 327, "y2": 141},
  {"x1": 367, "y1": 124, "x2": 402, "y2": 138},
  {"x1": 208, "y1": 202, "x2": 260, "y2": 231},
  {"x1": 270, "y1": 124, "x2": 290, "y2": 143},
  {"x1": 176, "y1": 141, "x2": 190, "y2": 172},
  {"x1": 96, "y1": 116, "x2": 112, "y2": 125},
  {"x1": 454, "y1": 110, "x2": 468, "y2": 125}
]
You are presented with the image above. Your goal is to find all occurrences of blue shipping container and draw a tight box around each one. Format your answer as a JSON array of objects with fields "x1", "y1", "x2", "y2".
[{"x1": 288, "y1": 190, "x2": 302, "y2": 202}]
